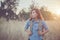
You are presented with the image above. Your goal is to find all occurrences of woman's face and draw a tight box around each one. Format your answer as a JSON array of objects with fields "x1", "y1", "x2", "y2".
[{"x1": 31, "y1": 10, "x2": 38, "y2": 19}]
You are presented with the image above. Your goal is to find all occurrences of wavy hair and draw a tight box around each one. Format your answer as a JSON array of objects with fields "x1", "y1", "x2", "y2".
[{"x1": 29, "y1": 8, "x2": 44, "y2": 21}]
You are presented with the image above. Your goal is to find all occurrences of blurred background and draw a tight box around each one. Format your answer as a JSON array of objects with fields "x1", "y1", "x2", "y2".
[{"x1": 0, "y1": 0, "x2": 60, "y2": 40}]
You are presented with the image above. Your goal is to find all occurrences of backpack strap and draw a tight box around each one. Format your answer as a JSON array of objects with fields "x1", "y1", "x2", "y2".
[
  {"x1": 38, "y1": 20, "x2": 45, "y2": 37},
  {"x1": 29, "y1": 20, "x2": 44, "y2": 32},
  {"x1": 38, "y1": 20, "x2": 43, "y2": 31},
  {"x1": 30, "y1": 20, "x2": 33, "y2": 32}
]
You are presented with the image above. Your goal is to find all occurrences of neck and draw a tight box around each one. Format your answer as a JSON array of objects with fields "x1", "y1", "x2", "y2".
[{"x1": 34, "y1": 17, "x2": 38, "y2": 21}]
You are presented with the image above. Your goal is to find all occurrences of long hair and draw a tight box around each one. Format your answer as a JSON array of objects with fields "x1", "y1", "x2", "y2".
[{"x1": 29, "y1": 8, "x2": 44, "y2": 21}]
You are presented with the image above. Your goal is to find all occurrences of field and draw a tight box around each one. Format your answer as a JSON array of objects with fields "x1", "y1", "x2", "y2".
[{"x1": 0, "y1": 18, "x2": 60, "y2": 40}]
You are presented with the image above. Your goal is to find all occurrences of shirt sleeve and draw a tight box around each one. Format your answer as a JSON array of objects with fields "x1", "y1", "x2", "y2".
[
  {"x1": 42, "y1": 20, "x2": 48, "y2": 30},
  {"x1": 24, "y1": 19, "x2": 30, "y2": 31}
]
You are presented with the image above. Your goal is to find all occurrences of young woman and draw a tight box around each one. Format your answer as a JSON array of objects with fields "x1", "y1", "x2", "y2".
[{"x1": 25, "y1": 8, "x2": 48, "y2": 40}]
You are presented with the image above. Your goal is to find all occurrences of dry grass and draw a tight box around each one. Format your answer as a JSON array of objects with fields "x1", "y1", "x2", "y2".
[{"x1": 0, "y1": 18, "x2": 60, "y2": 40}]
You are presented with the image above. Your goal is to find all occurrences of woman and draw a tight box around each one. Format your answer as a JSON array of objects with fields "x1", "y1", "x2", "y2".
[{"x1": 25, "y1": 8, "x2": 48, "y2": 40}]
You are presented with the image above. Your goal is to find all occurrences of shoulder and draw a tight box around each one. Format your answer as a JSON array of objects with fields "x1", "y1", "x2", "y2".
[
  {"x1": 41, "y1": 20, "x2": 45, "y2": 23},
  {"x1": 39, "y1": 19, "x2": 46, "y2": 24},
  {"x1": 38, "y1": 19, "x2": 44, "y2": 22},
  {"x1": 26, "y1": 19, "x2": 30, "y2": 23}
]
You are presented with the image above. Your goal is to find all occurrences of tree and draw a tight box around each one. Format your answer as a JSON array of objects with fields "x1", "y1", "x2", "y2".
[{"x1": 40, "y1": 6, "x2": 54, "y2": 20}]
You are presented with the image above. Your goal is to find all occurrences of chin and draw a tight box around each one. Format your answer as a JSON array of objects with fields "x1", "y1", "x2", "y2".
[{"x1": 32, "y1": 17, "x2": 35, "y2": 19}]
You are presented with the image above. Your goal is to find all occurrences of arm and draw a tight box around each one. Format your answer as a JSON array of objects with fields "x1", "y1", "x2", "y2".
[
  {"x1": 38, "y1": 20, "x2": 49, "y2": 35},
  {"x1": 25, "y1": 19, "x2": 32, "y2": 36},
  {"x1": 25, "y1": 19, "x2": 30, "y2": 31}
]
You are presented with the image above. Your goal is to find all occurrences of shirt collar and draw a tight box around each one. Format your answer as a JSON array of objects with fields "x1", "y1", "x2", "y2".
[{"x1": 32, "y1": 19, "x2": 40, "y2": 23}]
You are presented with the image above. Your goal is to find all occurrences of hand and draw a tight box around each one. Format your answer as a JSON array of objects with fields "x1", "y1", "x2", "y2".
[
  {"x1": 38, "y1": 28, "x2": 48, "y2": 36},
  {"x1": 38, "y1": 31, "x2": 44, "y2": 36},
  {"x1": 28, "y1": 31, "x2": 32, "y2": 36},
  {"x1": 26, "y1": 30, "x2": 32, "y2": 36}
]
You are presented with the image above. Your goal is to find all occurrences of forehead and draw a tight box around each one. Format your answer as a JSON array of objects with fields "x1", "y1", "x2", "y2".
[
  {"x1": 32, "y1": 10, "x2": 35, "y2": 12},
  {"x1": 32, "y1": 10, "x2": 36, "y2": 12}
]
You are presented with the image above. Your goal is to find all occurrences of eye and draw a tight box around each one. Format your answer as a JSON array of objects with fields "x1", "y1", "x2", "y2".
[{"x1": 33, "y1": 11, "x2": 35, "y2": 13}]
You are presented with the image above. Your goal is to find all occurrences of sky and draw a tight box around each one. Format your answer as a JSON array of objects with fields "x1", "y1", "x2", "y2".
[
  {"x1": 0, "y1": 0, "x2": 60, "y2": 15},
  {"x1": 16, "y1": 0, "x2": 60, "y2": 15}
]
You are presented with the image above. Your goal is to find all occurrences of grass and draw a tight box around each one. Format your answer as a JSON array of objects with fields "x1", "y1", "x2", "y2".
[{"x1": 0, "y1": 18, "x2": 60, "y2": 40}]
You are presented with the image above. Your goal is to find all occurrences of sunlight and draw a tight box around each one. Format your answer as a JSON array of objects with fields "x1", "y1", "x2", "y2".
[
  {"x1": 55, "y1": 9, "x2": 60, "y2": 16},
  {"x1": 16, "y1": 0, "x2": 32, "y2": 14},
  {"x1": 16, "y1": 0, "x2": 60, "y2": 15}
]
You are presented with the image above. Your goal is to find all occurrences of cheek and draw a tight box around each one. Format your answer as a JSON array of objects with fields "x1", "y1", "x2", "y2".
[
  {"x1": 35, "y1": 14, "x2": 38, "y2": 17},
  {"x1": 32, "y1": 14, "x2": 36, "y2": 18},
  {"x1": 32, "y1": 13, "x2": 37, "y2": 17},
  {"x1": 33, "y1": 14, "x2": 38, "y2": 18}
]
